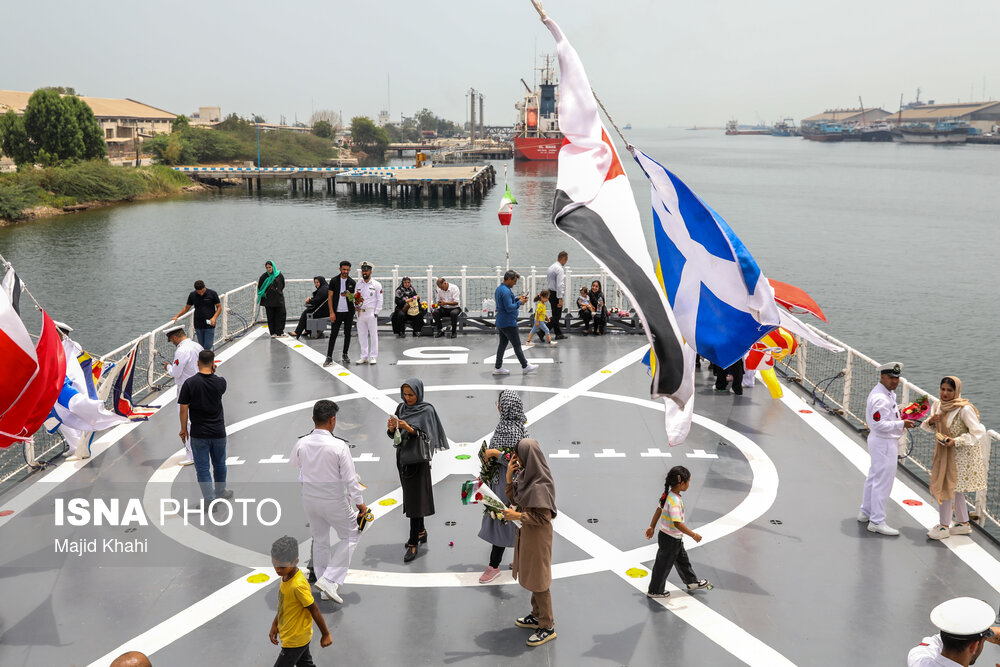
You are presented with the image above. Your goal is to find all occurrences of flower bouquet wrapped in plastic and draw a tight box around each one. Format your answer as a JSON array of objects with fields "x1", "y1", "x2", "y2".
[
  {"x1": 901, "y1": 395, "x2": 930, "y2": 421},
  {"x1": 460, "y1": 478, "x2": 519, "y2": 526}
]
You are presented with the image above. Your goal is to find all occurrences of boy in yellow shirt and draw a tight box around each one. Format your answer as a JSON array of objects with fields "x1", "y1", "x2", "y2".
[{"x1": 269, "y1": 536, "x2": 332, "y2": 666}]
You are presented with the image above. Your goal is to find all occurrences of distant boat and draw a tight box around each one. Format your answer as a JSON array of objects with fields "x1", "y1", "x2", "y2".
[
  {"x1": 725, "y1": 120, "x2": 770, "y2": 136},
  {"x1": 800, "y1": 122, "x2": 844, "y2": 142},
  {"x1": 623, "y1": 122, "x2": 632, "y2": 130},
  {"x1": 770, "y1": 119, "x2": 798, "y2": 137},
  {"x1": 892, "y1": 120, "x2": 970, "y2": 144}
]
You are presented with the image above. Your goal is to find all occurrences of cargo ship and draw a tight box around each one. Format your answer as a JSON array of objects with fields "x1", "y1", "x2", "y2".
[{"x1": 513, "y1": 56, "x2": 562, "y2": 161}]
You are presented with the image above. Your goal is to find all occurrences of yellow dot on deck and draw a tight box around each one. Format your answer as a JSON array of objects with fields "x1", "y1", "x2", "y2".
[
  {"x1": 247, "y1": 573, "x2": 270, "y2": 584},
  {"x1": 293, "y1": 345, "x2": 304, "y2": 348},
  {"x1": 600, "y1": 370, "x2": 612, "y2": 374},
  {"x1": 379, "y1": 498, "x2": 398, "y2": 506},
  {"x1": 338, "y1": 372, "x2": 350, "y2": 377},
  {"x1": 625, "y1": 568, "x2": 648, "y2": 578}
]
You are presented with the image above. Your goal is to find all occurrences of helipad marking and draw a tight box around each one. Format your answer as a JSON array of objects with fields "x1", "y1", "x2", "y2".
[
  {"x1": 225, "y1": 457, "x2": 245, "y2": 466},
  {"x1": 549, "y1": 449, "x2": 580, "y2": 459},
  {"x1": 258, "y1": 454, "x2": 289, "y2": 464},
  {"x1": 640, "y1": 448, "x2": 673, "y2": 457},
  {"x1": 352, "y1": 453, "x2": 380, "y2": 462},
  {"x1": 594, "y1": 448, "x2": 626, "y2": 458},
  {"x1": 686, "y1": 449, "x2": 719, "y2": 459}
]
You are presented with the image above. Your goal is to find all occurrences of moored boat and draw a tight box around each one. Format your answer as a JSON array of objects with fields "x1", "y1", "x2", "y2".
[
  {"x1": 892, "y1": 120, "x2": 970, "y2": 144},
  {"x1": 800, "y1": 122, "x2": 844, "y2": 142}
]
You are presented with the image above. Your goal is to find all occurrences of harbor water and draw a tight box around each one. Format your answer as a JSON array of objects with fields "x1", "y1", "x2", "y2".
[{"x1": 1, "y1": 128, "x2": 997, "y2": 427}]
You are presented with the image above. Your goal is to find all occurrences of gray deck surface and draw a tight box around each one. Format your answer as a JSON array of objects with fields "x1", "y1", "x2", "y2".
[{"x1": 1, "y1": 328, "x2": 998, "y2": 666}]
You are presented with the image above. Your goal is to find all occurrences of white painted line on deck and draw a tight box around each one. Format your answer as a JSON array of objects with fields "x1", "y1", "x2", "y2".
[
  {"x1": 594, "y1": 448, "x2": 626, "y2": 458},
  {"x1": 640, "y1": 448, "x2": 673, "y2": 457},
  {"x1": 781, "y1": 388, "x2": 1000, "y2": 598},
  {"x1": 351, "y1": 453, "x2": 380, "y2": 462},
  {"x1": 686, "y1": 449, "x2": 720, "y2": 459},
  {"x1": 258, "y1": 454, "x2": 289, "y2": 464},
  {"x1": 549, "y1": 449, "x2": 580, "y2": 459},
  {"x1": 225, "y1": 457, "x2": 245, "y2": 466}
]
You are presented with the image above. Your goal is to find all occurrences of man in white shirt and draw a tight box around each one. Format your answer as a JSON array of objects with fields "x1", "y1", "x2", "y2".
[
  {"x1": 292, "y1": 400, "x2": 368, "y2": 604},
  {"x1": 164, "y1": 324, "x2": 203, "y2": 466},
  {"x1": 546, "y1": 251, "x2": 568, "y2": 340},
  {"x1": 858, "y1": 361, "x2": 917, "y2": 535},
  {"x1": 354, "y1": 261, "x2": 383, "y2": 364},
  {"x1": 908, "y1": 597, "x2": 999, "y2": 666},
  {"x1": 433, "y1": 277, "x2": 462, "y2": 339}
]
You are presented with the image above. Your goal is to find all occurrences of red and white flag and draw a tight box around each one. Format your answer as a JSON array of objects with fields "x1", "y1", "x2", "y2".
[{"x1": 545, "y1": 17, "x2": 689, "y2": 407}]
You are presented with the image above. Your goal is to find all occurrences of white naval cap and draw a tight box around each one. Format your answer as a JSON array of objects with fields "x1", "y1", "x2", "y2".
[
  {"x1": 163, "y1": 324, "x2": 186, "y2": 338},
  {"x1": 360, "y1": 261, "x2": 373, "y2": 270},
  {"x1": 930, "y1": 597, "x2": 996, "y2": 639},
  {"x1": 877, "y1": 361, "x2": 903, "y2": 377},
  {"x1": 53, "y1": 320, "x2": 73, "y2": 333}
]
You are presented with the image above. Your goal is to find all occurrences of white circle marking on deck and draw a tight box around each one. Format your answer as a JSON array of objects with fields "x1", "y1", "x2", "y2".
[{"x1": 144, "y1": 385, "x2": 778, "y2": 586}]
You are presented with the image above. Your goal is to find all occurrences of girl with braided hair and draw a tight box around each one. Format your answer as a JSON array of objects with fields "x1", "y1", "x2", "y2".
[{"x1": 643, "y1": 465, "x2": 711, "y2": 599}]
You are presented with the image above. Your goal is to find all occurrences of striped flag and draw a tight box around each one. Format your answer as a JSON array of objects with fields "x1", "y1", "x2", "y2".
[
  {"x1": 111, "y1": 346, "x2": 155, "y2": 420},
  {"x1": 631, "y1": 147, "x2": 781, "y2": 368},
  {"x1": 2, "y1": 267, "x2": 21, "y2": 316},
  {"x1": 544, "y1": 17, "x2": 688, "y2": 406}
]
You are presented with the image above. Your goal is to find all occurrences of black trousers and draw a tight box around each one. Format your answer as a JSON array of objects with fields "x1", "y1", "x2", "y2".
[
  {"x1": 392, "y1": 309, "x2": 423, "y2": 335},
  {"x1": 647, "y1": 531, "x2": 698, "y2": 594},
  {"x1": 495, "y1": 326, "x2": 528, "y2": 368},
  {"x1": 325, "y1": 310, "x2": 354, "y2": 358},
  {"x1": 273, "y1": 644, "x2": 314, "y2": 667},
  {"x1": 714, "y1": 359, "x2": 745, "y2": 394},
  {"x1": 264, "y1": 305, "x2": 286, "y2": 335},
  {"x1": 433, "y1": 307, "x2": 460, "y2": 333},
  {"x1": 551, "y1": 301, "x2": 563, "y2": 336},
  {"x1": 489, "y1": 544, "x2": 505, "y2": 568},
  {"x1": 580, "y1": 309, "x2": 606, "y2": 334}
]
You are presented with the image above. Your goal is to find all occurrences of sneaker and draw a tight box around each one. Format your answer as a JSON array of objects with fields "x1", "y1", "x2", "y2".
[
  {"x1": 368, "y1": 357, "x2": 376, "y2": 365},
  {"x1": 315, "y1": 578, "x2": 343, "y2": 604},
  {"x1": 479, "y1": 566, "x2": 502, "y2": 584},
  {"x1": 450, "y1": 332, "x2": 457, "y2": 338},
  {"x1": 342, "y1": 354, "x2": 350, "y2": 365},
  {"x1": 856, "y1": 510, "x2": 870, "y2": 523},
  {"x1": 319, "y1": 590, "x2": 331, "y2": 601},
  {"x1": 523, "y1": 342, "x2": 535, "y2": 348},
  {"x1": 549, "y1": 340, "x2": 558, "y2": 346},
  {"x1": 357, "y1": 357, "x2": 369, "y2": 365},
  {"x1": 522, "y1": 363, "x2": 538, "y2": 374},
  {"x1": 526, "y1": 628, "x2": 557, "y2": 647},
  {"x1": 492, "y1": 367, "x2": 510, "y2": 376},
  {"x1": 927, "y1": 524, "x2": 951, "y2": 540},
  {"x1": 950, "y1": 522, "x2": 973, "y2": 535},
  {"x1": 179, "y1": 459, "x2": 195, "y2": 467},
  {"x1": 322, "y1": 357, "x2": 334, "y2": 367},
  {"x1": 687, "y1": 579, "x2": 711, "y2": 590},
  {"x1": 867, "y1": 522, "x2": 900, "y2": 536},
  {"x1": 646, "y1": 591, "x2": 670, "y2": 599},
  {"x1": 554, "y1": 334, "x2": 567, "y2": 340},
  {"x1": 514, "y1": 613, "x2": 539, "y2": 629}
]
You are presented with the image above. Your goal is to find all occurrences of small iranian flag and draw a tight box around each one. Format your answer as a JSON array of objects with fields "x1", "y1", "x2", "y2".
[{"x1": 497, "y1": 183, "x2": 517, "y2": 226}]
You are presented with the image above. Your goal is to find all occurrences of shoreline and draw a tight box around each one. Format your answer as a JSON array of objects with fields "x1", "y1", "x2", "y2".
[{"x1": 0, "y1": 181, "x2": 212, "y2": 226}]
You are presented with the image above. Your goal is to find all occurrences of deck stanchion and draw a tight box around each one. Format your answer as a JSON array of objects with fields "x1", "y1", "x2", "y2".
[
  {"x1": 221, "y1": 293, "x2": 229, "y2": 340},
  {"x1": 842, "y1": 350, "x2": 853, "y2": 408},
  {"x1": 426, "y1": 265, "x2": 435, "y2": 305},
  {"x1": 460, "y1": 266, "x2": 468, "y2": 310}
]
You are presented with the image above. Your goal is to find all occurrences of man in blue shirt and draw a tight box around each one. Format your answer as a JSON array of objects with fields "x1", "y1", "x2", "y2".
[{"x1": 492, "y1": 270, "x2": 538, "y2": 376}]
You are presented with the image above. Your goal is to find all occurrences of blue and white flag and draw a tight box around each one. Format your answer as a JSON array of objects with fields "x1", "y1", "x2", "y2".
[{"x1": 630, "y1": 147, "x2": 781, "y2": 368}]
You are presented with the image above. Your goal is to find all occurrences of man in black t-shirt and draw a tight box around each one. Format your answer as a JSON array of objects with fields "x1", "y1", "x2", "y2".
[
  {"x1": 172, "y1": 280, "x2": 221, "y2": 351},
  {"x1": 178, "y1": 349, "x2": 231, "y2": 503}
]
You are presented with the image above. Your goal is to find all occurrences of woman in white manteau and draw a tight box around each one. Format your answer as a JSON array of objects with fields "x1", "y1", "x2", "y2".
[{"x1": 922, "y1": 376, "x2": 987, "y2": 540}]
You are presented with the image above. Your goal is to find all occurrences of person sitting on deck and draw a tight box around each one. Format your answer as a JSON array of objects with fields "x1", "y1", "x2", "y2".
[{"x1": 292, "y1": 276, "x2": 329, "y2": 340}]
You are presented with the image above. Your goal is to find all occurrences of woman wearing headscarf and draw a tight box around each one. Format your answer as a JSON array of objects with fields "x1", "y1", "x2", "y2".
[
  {"x1": 257, "y1": 260, "x2": 286, "y2": 337},
  {"x1": 921, "y1": 376, "x2": 987, "y2": 540},
  {"x1": 503, "y1": 438, "x2": 557, "y2": 647},
  {"x1": 586, "y1": 280, "x2": 608, "y2": 335},
  {"x1": 392, "y1": 277, "x2": 425, "y2": 338},
  {"x1": 291, "y1": 276, "x2": 330, "y2": 340},
  {"x1": 476, "y1": 390, "x2": 526, "y2": 583},
  {"x1": 386, "y1": 378, "x2": 449, "y2": 562}
]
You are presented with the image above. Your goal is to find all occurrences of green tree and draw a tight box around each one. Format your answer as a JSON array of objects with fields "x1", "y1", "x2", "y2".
[
  {"x1": 63, "y1": 95, "x2": 107, "y2": 160},
  {"x1": 172, "y1": 115, "x2": 191, "y2": 132},
  {"x1": 0, "y1": 111, "x2": 33, "y2": 166},
  {"x1": 46, "y1": 86, "x2": 78, "y2": 96},
  {"x1": 312, "y1": 120, "x2": 333, "y2": 139},
  {"x1": 163, "y1": 133, "x2": 184, "y2": 165},
  {"x1": 22, "y1": 88, "x2": 84, "y2": 163},
  {"x1": 350, "y1": 116, "x2": 388, "y2": 157}
]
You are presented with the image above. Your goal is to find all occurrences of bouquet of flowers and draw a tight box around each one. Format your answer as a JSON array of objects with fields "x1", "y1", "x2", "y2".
[
  {"x1": 460, "y1": 478, "x2": 519, "y2": 526},
  {"x1": 354, "y1": 290, "x2": 364, "y2": 306},
  {"x1": 345, "y1": 292, "x2": 356, "y2": 303},
  {"x1": 901, "y1": 395, "x2": 930, "y2": 421}
]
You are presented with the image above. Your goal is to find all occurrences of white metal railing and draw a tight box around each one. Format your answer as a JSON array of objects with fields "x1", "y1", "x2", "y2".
[{"x1": 773, "y1": 321, "x2": 1000, "y2": 533}]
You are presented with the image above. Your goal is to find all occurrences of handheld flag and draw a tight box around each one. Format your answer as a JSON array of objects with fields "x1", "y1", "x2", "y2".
[
  {"x1": 543, "y1": 17, "x2": 688, "y2": 406},
  {"x1": 631, "y1": 147, "x2": 781, "y2": 369}
]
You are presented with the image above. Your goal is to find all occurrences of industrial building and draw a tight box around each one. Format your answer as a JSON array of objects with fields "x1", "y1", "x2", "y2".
[
  {"x1": 893, "y1": 101, "x2": 1000, "y2": 132},
  {"x1": 801, "y1": 107, "x2": 892, "y2": 126}
]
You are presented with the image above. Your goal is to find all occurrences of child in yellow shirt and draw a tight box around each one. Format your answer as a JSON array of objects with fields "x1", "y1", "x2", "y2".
[
  {"x1": 525, "y1": 290, "x2": 557, "y2": 347},
  {"x1": 269, "y1": 536, "x2": 332, "y2": 666}
]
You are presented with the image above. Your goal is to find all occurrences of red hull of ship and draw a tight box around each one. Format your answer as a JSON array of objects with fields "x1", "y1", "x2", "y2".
[{"x1": 513, "y1": 137, "x2": 562, "y2": 161}]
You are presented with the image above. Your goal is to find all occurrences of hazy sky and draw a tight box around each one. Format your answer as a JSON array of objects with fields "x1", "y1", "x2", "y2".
[{"x1": 5, "y1": 0, "x2": 999, "y2": 127}]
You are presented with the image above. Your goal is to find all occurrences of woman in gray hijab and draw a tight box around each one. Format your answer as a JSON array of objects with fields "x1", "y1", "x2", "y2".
[
  {"x1": 477, "y1": 390, "x2": 526, "y2": 583},
  {"x1": 503, "y1": 438, "x2": 557, "y2": 647},
  {"x1": 387, "y1": 377, "x2": 449, "y2": 562}
]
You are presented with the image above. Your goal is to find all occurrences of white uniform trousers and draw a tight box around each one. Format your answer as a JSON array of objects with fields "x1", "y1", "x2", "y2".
[
  {"x1": 861, "y1": 436, "x2": 897, "y2": 525},
  {"x1": 356, "y1": 313, "x2": 378, "y2": 360},
  {"x1": 303, "y1": 492, "x2": 359, "y2": 586}
]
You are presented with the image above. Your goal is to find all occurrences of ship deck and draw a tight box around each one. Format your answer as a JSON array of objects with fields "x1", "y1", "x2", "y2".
[{"x1": 3, "y1": 328, "x2": 1000, "y2": 666}]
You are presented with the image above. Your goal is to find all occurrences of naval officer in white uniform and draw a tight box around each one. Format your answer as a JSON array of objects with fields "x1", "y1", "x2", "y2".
[
  {"x1": 292, "y1": 399, "x2": 368, "y2": 605},
  {"x1": 164, "y1": 324, "x2": 202, "y2": 466},
  {"x1": 858, "y1": 361, "x2": 916, "y2": 535},
  {"x1": 908, "y1": 597, "x2": 999, "y2": 666},
  {"x1": 354, "y1": 261, "x2": 383, "y2": 365}
]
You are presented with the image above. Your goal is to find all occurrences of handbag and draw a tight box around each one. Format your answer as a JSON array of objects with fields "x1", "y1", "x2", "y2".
[
  {"x1": 393, "y1": 406, "x2": 432, "y2": 465},
  {"x1": 406, "y1": 299, "x2": 420, "y2": 316}
]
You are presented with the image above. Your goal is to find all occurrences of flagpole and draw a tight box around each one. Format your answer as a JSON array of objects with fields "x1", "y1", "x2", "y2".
[{"x1": 504, "y1": 164, "x2": 510, "y2": 270}]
